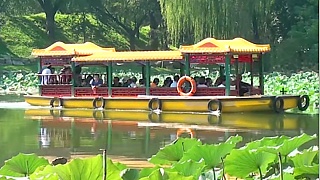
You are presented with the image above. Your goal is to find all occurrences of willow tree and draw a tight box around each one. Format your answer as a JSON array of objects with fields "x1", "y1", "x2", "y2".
[{"x1": 159, "y1": 0, "x2": 274, "y2": 46}]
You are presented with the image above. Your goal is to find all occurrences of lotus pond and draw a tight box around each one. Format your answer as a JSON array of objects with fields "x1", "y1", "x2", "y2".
[{"x1": 0, "y1": 134, "x2": 318, "y2": 180}]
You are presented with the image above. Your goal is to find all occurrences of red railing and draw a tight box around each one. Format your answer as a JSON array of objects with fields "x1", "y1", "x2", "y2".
[
  {"x1": 74, "y1": 87, "x2": 109, "y2": 97},
  {"x1": 112, "y1": 87, "x2": 146, "y2": 97},
  {"x1": 41, "y1": 85, "x2": 72, "y2": 97}
]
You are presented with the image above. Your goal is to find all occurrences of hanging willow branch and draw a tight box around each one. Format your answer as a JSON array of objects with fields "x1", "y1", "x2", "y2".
[{"x1": 159, "y1": 0, "x2": 274, "y2": 46}]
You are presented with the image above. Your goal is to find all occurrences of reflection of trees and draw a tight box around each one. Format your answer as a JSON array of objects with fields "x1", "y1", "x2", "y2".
[{"x1": 0, "y1": 109, "x2": 39, "y2": 166}]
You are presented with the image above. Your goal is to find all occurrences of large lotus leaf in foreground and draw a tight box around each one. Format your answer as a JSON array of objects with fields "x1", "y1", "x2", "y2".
[
  {"x1": 148, "y1": 138, "x2": 202, "y2": 165},
  {"x1": 139, "y1": 167, "x2": 194, "y2": 180},
  {"x1": 290, "y1": 146, "x2": 319, "y2": 177},
  {"x1": 30, "y1": 155, "x2": 122, "y2": 180},
  {"x1": 262, "y1": 133, "x2": 317, "y2": 159},
  {"x1": 0, "y1": 153, "x2": 49, "y2": 177},
  {"x1": 179, "y1": 136, "x2": 242, "y2": 169},
  {"x1": 224, "y1": 147, "x2": 276, "y2": 178}
]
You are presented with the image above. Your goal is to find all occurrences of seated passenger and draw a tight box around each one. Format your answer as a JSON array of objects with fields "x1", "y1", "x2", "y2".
[
  {"x1": 197, "y1": 76, "x2": 208, "y2": 87},
  {"x1": 41, "y1": 65, "x2": 52, "y2": 85},
  {"x1": 163, "y1": 77, "x2": 173, "y2": 87},
  {"x1": 234, "y1": 74, "x2": 251, "y2": 96},
  {"x1": 90, "y1": 74, "x2": 103, "y2": 89},
  {"x1": 129, "y1": 77, "x2": 137, "y2": 88},
  {"x1": 138, "y1": 79, "x2": 145, "y2": 87},
  {"x1": 205, "y1": 78, "x2": 213, "y2": 87},
  {"x1": 170, "y1": 75, "x2": 180, "y2": 87},
  {"x1": 112, "y1": 77, "x2": 122, "y2": 87},
  {"x1": 59, "y1": 66, "x2": 72, "y2": 84},
  {"x1": 151, "y1": 78, "x2": 159, "y2": 88},
  {"x1": 122, "y1": 76, "x2": 130, "y2": 87},
  {"x1": 214, "y1": 76, "x2": 226, "y2": 87}
]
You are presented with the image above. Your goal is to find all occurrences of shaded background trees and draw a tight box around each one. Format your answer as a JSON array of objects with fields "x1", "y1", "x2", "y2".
[{"x1": 0, "y1": 0, "x2": 318, "y2": 72}]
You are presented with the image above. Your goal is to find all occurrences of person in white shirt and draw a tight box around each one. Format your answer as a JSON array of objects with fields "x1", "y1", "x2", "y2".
[
  {"x1": 41, "y1": 65, "x2": 52, "y2": 85},
  {"x1": 170, "y1": 75, "x2": 180, "y2": 87}
]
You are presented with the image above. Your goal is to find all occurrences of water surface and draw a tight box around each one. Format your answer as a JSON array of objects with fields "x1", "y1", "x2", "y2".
[{"x1": 0, "y1": 95, "x2": 318, "y2": 167}]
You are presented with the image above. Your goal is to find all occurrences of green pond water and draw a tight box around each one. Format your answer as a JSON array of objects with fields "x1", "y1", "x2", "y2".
[{"x1": 0, "y1": 95, "x2": 318, "y2": 167}]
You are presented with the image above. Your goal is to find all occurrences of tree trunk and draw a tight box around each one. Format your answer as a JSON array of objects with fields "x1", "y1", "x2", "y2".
[
  {"x1": 148, "y1": 12, "x2": 159, "y2": 50},
  {"x1": 45, "y1": 10, "x2": 56, "y2": 41},
  {"x1": 129, "y1": 35, "x2": 136, "y2": 50}
]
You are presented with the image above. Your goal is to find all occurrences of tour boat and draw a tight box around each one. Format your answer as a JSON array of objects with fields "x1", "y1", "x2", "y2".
[{"x1": 24, "y1": 38, "x2": 309, "y2": 113}]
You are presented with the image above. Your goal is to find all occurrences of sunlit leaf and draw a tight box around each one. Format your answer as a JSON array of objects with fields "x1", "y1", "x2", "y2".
[
  {"x1": 179, "y1": 136, "x2": 241, "y2": 169},
  {"x1": 267, "y1": 172, "x2": 295, "y2": 180},
  {"x1": 166, "y1": 171, "x2": 193, "y2": 180},
  {"x1": 139, "y1": 166, "x2": 161, "y2": 179},
  {"x1": 290, "y1": 146, "x2": 319, "y2": 177},
  {"x1": 224, "y1": 147, "x2": 276, "y2": 178},
  {"x1": 170, "y1": 159, "x2": 206, "y2": 178},
  {"x1": 148, "y1": 138, "x2": 202, "y2": 165},
  {"x1": 262, "y1": 134, "x2": 317, "y2": 159},
  {"x1": 30, "y1": 155, "x2": 122, "y2": 180},
  {"x1": 0, "y1": 153, "x2": 49, "y2": 177},
  {"x1": 139, "y1": 168, "x2": 167, "y2": 180}
]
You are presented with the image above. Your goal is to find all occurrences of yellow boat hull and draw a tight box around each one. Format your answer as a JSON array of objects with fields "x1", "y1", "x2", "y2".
[
  {"x1": 25, "y1": 109, "x2": 306, "y2": 131},
  {"x1": 24, "y1": 95, "x2": 302, "y2": 113}
]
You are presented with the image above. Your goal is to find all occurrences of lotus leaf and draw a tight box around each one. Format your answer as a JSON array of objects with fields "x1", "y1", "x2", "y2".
[
  {"x1": 170, "y1": 159, "x2": 206, "y2": 178},
  {"x1": 179, "y1": 141, "x2": 239, "y2": 169},
  {"x1": 149, "y1": 138, "x2": 202, "y2": 165},
  {"x1": 30, "y1": 155, "x2": 122, "y2": 180},
  {"x1": 224, "y1": 147, "x2": 276, "y2": 178},
  {"x1": 0, "y1": 176, "x2": 29, "y2": 180},
  {"x1": 290, "y1": 146, "x2": 319, "y2": 177},
  {"x1": 166, "y1": 171, "x2": 193, "y2": 180},
  {"x1": 267, "y1": 172, "x2": 295, "y2": 180},
  {"x1": 121, "y1": 169, "x2": 139, "y2": 180},
  {"x1": 139, "y1": 168, "x2": 167, "y2": 180},
  {"x1": 262, "y1": 134, "x2": 317, "y2": 160},
  {"x1": 0, "y1": 153, "x2": 49, "y2": 177},
  {"x1": 139, "y1": 166, "x2": 161, "y2": 179}
]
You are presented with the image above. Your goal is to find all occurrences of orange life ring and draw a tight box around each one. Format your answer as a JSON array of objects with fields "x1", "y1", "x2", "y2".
[
  {"x1": 177, "y1": 76, "x2": 197, "y2": 96},
  {"x1": 176, "y1": 128, "x2": 195, "y2": 138}
]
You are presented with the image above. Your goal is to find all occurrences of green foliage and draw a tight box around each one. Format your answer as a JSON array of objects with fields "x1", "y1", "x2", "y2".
[
  {"x1": 0, "y1": 134, "x2": 318, "y2": 179},
  {"x1": 30, "y1": 155, "x2": 122, "y2": 180},
  {"x1": 0, "y1": 153, "x2": 49, "y2": 177},
  {"x1": 0, "y1": 13, "x2": 150, "y2": 57}
]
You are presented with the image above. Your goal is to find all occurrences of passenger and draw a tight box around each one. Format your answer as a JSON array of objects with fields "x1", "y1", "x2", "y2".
[
  {"x1": 151, "y1": 78, "x2": 159, "y2": 88},
  {"x1": 129, "y1": 77, "x2": 137, "y2": 88},
  {"x1": 214, "y1": 76, "x2": 226, "y2": 87},
  {"x1": 205, "y1": 78, "x2": 213, "y2": 87},
  {"x1": 112, "y1": 77, "x2": 122, "y2": 87},
  {"x1": 59, "y1": 65, "x2": 72, "y2": 84},
  {"x1": 90, "y1": 74, "x2": 103, "y2": 89},
  {"x1": 194, "y1": 76, "x2": 200, "y2": 85},
  {"x1": 197, "y1": 76, "x2": 207, "y2": 87},
  {"x1": 170, "y1": 75, "x2": 180, "y2": 87},
  {"x1": 41, "y1": 65, "x2": 52, "y2": 85},
  {"x1": 138, "y1": 79, "x2": 145, "y2": 87},
  {"x1": 48, "y1": 67, "x2": 57, "y2": 84},
  {"x1": 85, "y1": 75, "x2": 93, "y2": 85},
  {"x1": 81, "y1": 79, "x2": 89, "y2": 87},
  {"x1": 235, "y1": 74, "x2": 251, "y2": 96},
  {"x1": 122, "y1": 76, "x2": 130, "y2": 87}
]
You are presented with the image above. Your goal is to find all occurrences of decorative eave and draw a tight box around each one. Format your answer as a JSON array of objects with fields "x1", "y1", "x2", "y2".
[
  {"x1": 179, "y1": 37, "x2": 271, "y2": 54},
  {"x1": 72, "y1": 51, "x2": 183, "y2": 62},
  {"x1": 31, "y1": 42, "x2": 115, "y2": 57}
]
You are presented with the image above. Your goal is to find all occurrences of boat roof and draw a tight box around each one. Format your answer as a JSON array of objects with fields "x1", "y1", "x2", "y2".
[
  {"x1": 72, "y1": 50, "x2": 183, "y2": 62},
  {"x1": 180, "y1": 38, "x2": 271, "y2": 53},
  {"x1": 31, "y1": 42, "x2": 116, "y2": 57}
]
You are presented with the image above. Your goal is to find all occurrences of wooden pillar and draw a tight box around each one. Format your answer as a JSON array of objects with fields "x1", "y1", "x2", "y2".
[
  {"x1": 225, "y1": 54, "x2": 231, "y2": 96},
  {"x1": 185, "y1": 54, "x2": 190, "y2": 76},
  {"x1": 71, "y1": 62, "x2": 75, "y2": 97},
  {"x1": 107, "y1": 62, "x2": 113, "y2": 97},
  {"x1": 235, "y1": 56, "x2": 239, "y2": 96},
  {"x1": 38, "y1": 58, "x2": 42, "y2": 95},
  {"x1": 145, "y1": 61, "x2": 151, "y2": 95},
  {"x1": 179, "y1": 62, "x2": 185, "y2": 76},
  {"x1": 259, "y1": 53, "x2": 264, "y2": 94}
]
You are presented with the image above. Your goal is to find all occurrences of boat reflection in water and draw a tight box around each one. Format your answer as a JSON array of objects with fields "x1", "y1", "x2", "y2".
[{"x1": 24, "y1": 109, "x2": 316, "y2": 158}]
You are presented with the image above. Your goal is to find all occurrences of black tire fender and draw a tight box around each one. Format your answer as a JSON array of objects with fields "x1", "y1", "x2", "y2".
[
  {"x1": 93, "y1": 97, "x2": 105, "y2": 109},
  {"x1": 148, "y1": 98, "x2": 162, "y2": 111},
  {"x1": 273, "y1": 96, "x2": 284, "y2": 113},
  {"x1": 208, "y1": 99, "x2": 222, "y2": 112},
  {"x1": 297, "y1": 95, "x2": 310, "y2": 111}
]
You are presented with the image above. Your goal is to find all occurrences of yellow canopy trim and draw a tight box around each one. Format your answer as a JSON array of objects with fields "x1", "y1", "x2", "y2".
[
  {"x1": 72, "y1": 51, "x2": 183, "y2": 62},
  {"x1": 31, "y1": 42, "x2": 116, "y2": 57},
  {"x1": 180, "y1": 37, "x2": 271, "y2": 53}
]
